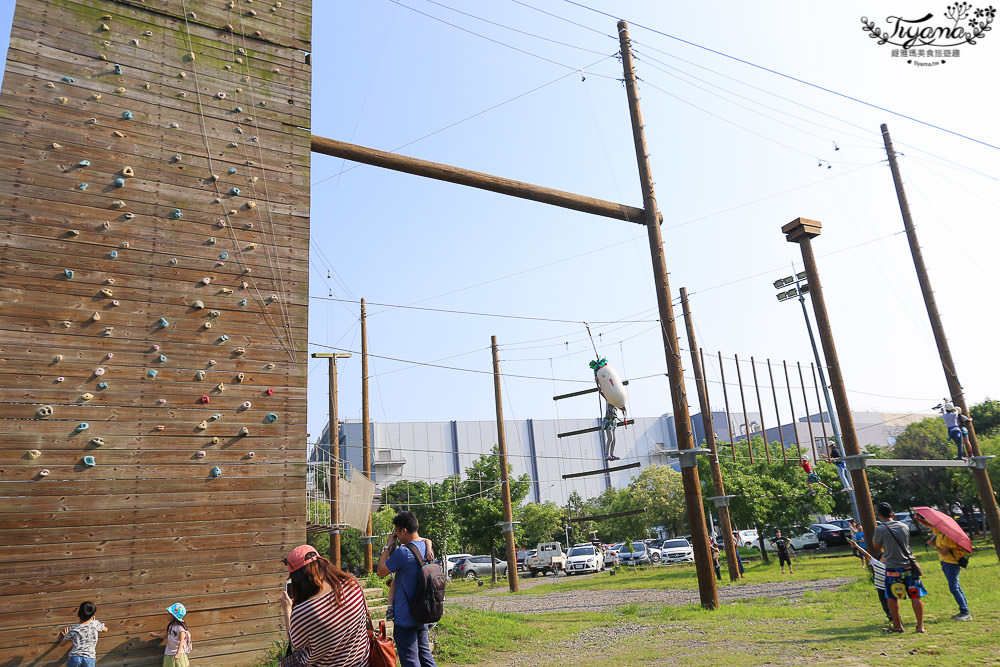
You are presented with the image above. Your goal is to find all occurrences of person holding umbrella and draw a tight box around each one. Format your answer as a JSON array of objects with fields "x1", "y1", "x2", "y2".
[{"x1": 913, "y1": 507, "x2": 973, "y2": 621}]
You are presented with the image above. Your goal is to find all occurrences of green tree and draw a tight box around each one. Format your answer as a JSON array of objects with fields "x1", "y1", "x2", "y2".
[
  {"x1": 519, "y1": 501, "x2": 564, "y2": 548},
  {"x1": 887, "y1": 418, "x2": 959, "y2": 510},
  {"x1": 628, "y1": 465, "x2": 687, "y2": 537},
  {"x1": 970, "y1": 398, "x2": 1000, "y2": 438}
]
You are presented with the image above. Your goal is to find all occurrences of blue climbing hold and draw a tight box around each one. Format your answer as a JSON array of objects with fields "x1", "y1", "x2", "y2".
[
  {"x1": 109, "y1": 250, "x2": 118, "y2": 258},
  {"x1": 230, "y1": 187, "x2": 240, "y2": 195},
  {"x1": 265, "y1": 413, "x2": 278, "y2": 424},
  {"x1": 158, "y1": 355, "x2": 167, "y2": 363},
  {"x1": 211, "y1": 414, "x2": 222, "y2": 420},
  {"x1": 122, "y1": 110, "x2": 133, "y2": 120},
  {"x1": 210, "y1": 466, "x2": 222, "y2": 478},
  {"x1": 171, "y1": 209, "x2": 183, "y2": 219},
  {"x1": 239, "y1": 299, "x2": 247, "y2": 306},
  {"x1": 220, "y1": 252, "x2": 229, "y2": 259},
  {"x1": 157, "y1": 318, "x2": 169, "y2": 328},
  {"x1": 114, "y1": 177, "x2": 126, "y2": 187},
  {"x1": 64, "y1": 269, "x2": 74, "y2": 278},
  {"x1": 147, "y1": 369, "x2": 158, "y2": 378},
  {"x1": 228, "y1": 167, "x2": 237, "y2": 174},
  {"x1": 75, "y1": 423, "x2": 89, "y2": 432},
  {"x1": 82, "y1": 455, "x2": 96, "y2": 467},
  {"x1": 113, "y1": 64, "x2": 123, "y2": 75},
  {"x1": 62, "y1": 76, "x2": 75, "y2": 83},
  {"x1": 97, "y1": 382, "x2": 108, "y2": 390},
  {"x1": 77, "y1": 183, "x2": 88, "y2": 190},
  {"x1": 219, "y1": 334, "x2": 229, "y2": 342},
  {"x1": 78, "y1": 160, "x2": 91, "y2": 167}
]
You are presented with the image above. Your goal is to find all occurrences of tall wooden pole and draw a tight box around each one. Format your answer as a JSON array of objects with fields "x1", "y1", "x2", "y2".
[
  {"x1": 782, "y1": 219, "x2": 877, "y2": 556},
  {"x1": 783, "y1": 361, "x2": 804, "y2": 460},
  {"x1": 312, "y1": 352, "x2": 352, "y2": 567},
  {"x1": 718, "y1": 352, "x2": 736, "y2": 462},
  {"x1": 680, "y1": 289, "x2": 741, "y2": 581},
  {"x1": 618, "y1": 21, "x2": 717, "y2": 609},
  {"x1": 881, "y1": 124, "x2": 1000, "y2": 557},
  {"x1": 734, "y1": 354, "x2": 754, "y2": 463},
  {"x1": 491, "y1": 336, "x2": 520, "y2": 592},
  {"x1": 750, "y1": 357, "x2": 770, "y2": 463},
  {"x1": 361, "y1": 298, "x2": 373, "y2": 574},
  {"x1": 767, "y1": 359, "x2": 787, "y2": 463},
  {"x1": 797, "y1": 362, "x2": 817, "y2": 459}
]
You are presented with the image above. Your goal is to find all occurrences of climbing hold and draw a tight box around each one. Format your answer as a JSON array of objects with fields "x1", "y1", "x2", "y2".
[
  {"x1": 111, "y1": 199, "x2": 126, "y2": 208},
  {"x1": 102, "y1": 221, "x2": 111, "y2": 229},
  {"x1": 119, "y1": 242, "x2": 129, "y2": 249},
  {"x1": 27, "y1": 449, "x2": 42, "y2": 459},
  {"x1": 100, "y1": 288, "x2": 113, "y2": 297},
  {"x1": 115, "y1": 87, "x2": 126, "y2": 95},
  {"x1": 242, "y1": 267, "x2": 252, "y2": 274},
  {"x1": 216, "y1": 92, "x2": 227, "y2": 99},
  {"x1": 219, "y1": 288, "x2": 234, "y2": 295},
  {"x1": 248, "y1": 9, "x2": 257, "y2": 16},
  {"x1": 211, "y1": 414, "x2": 221, "y2": 420},
  {"x1": 97, "y1": 382, "x2": 108, "y2": 390},
  {"x1": 90, "y1": 311, "x2": 101, "y2": 322},
  {"x1": 237, "y1": 373, "x2": 245, "y2": 383},
  {"x1": 56, "y1": 96, "x2": 68, "y2": 104},
  {"x1": 64, "y1": 269, "x2": 74, "y2": 279},
  {"x1": 268, "y1": 295, "x2": 279, "y2": 303},
  {"x1": 203, "y1": 322, "x2": 212, "y2": 330},
  {"x1": 90, "y1": 437, "x2": 105, "y2": 447},
  {"x1": 228, "y1": 141, "x2": 238, "y2": 148},
  {"x1": 208, "y1": 311, "x2": 220, "y2": 318},
  {"x1": 195, "y1": 450, "x2": 206, "y2": 458},
  {"x1": 158, "y1": 355, "x2": 167, "y2": 363},
  {"x1": 234, "y1": 126, "x2": 243, "y2": 134},
  {"x1": 265, "y1": 388, "x2": 274, "y2": 396},
  {"x1": 113, "y1": 64, "x2": 123, "y2": 75},
  {"x1": 130, "y1": 38, "x2": 139, "y2": 46},
  {"x1": 192, "y1": 300, "x2": 205, "y2": 309},
  {"x1": 178, "y1": 72, "x2": 187, "y2": 79},
  {"x1": 86, "y1": 117, "x2": 98, "y2": 123},
  {"x1": 51, "y1": 142, "x2": 62, "y2": 149},
  {"x1": 92, "y1": 93, "x2": 102, "y2": 101},
  {"x1": 169, "y1": 258, "x2": 178, "y2": 265},
  {"x1": 171, "y1": 209, "x2": 182, "y2": 219},
  {"x1": 159, "y1": 399, "x2": 167, "y2": 405},
  {"x1": 157, "y1": 318, "x2": 169, "y2": 328},
  {"x1": 216, "y1": 220, "x2": 226, "y2": 228},
  {"x1": 238, "y1": 427, "x2": 249, "y2": 436},
  {"x1": 36, "y1": 405, "x2": 54, "y2": 418},
  {"x1": 210, "y1": 174, "x2": 219, "y2": 183},
  {"x1": 216, "y1": 383, "x2": 226, "y2": 393},
  {"x1": 100, "y1": 22, "x2": 110, "y2": 31},
  {"x1": 62, "y1": 75, "x2": 75, "y2": 83},
  {"x1": 81, "y1": 392, "x2": 94, "y2": 401},
  {"x1": 122, "y1": 166, "x2": 134, "y2": 177},
  {"x1": 82, "y1": 456, "x2": 96, "y2": 468},
  {"x1": 102, "y1": 327, "x2": 114, "y2": 336},
  {"x1": 77, "y1": 183, "x2": 88, "y2": 191},
  {"x1": 77, "y1": 160, "x2": 91, "y2": 167},
  {"x1": 112, "y1": 130, "x2": 126, "y2": 138},
  {"x1": 265, "y1": 363, "x2": 276, "y2": 370},
  {"x1": 195, "y1": 371, "x2": 206, "y2": 380},
  {"x1": 200, "y1": 277, "x2": 212, "y2": 285},
  {"x1": 122, "y1": 110, "x2": 133, "y2": 120},
  {"x1": 39, "y1": 469, "x2": 51, "y2": 477},
  {"x1": 265, "y1": 413, "x2": 278, "y2": 424},
  {"x1": 219, "y1": 335, "x2": 229, "y2": 342},
  {"x1": 171, "y1": 154, "x2": 182, "y2": 163},
  {"x1": 200, "y1": 395, "x2": 210, "y2": 404},
  {"x1": 246, "y1": 201, "x2": 256, "y2": 210},
  {"x1": 208, "y1": 360, "x2": 217, "y2": 366},
  {"x1": 114, "y1": 177, "x2": 126, "y2": 187},
  {"x1": 154, "y1": 424, "x2": 166, "y2": 431},
  {"x1": 147, "y1": 369, "x2": 158, "y2": 378},
  {"x1": 151, "y1": 345, "x2": 159, "y2": 351},
  {"x1": 230, "y1": 187, "x2": 240, "y2": 195},
  {"x1": 210, "y1": 466, "x2": 222, "y2": 478},
  {"x1": 239, "y1": 299, "x2": 247, "y2": 306},
  {"x1": 61, "y1": 321, "x2": 72, "y2": 329},
  {"x1": 53, "y1": 354, "x2": 63, "y2": 363},
  {"x1": 246, "y1": 243, "x2": 256, "y2": 250},
  {"x1": 211, "y1": 437, "x2": 220, "y2": 445},
  {"x1": 56, "y1": 376, "x2": 65, "y2": 382},
  {"x1": 93, "y1": 367, "x2": 106, "y2": 376},
  {"x1": 246, "y1": 451, "x2": 256, "y2": 459},
  {"x1": 228, "y1": 167, "x2": 237, "y2": 174},
  {"x1": 241, "y1": 401, "x2": 252, "y2": 409},
  {"x1": 105, "y1": 353, "x2": 113, "y2": 359},
  {"x1": 75, "y1": 423, "x2": 90, "y2": 432},
  {"x1": 169, "y1": 122, "x2": 179, "y2": 129},
  {"x1": 111, "y1": 301, "x2": 119, "y2": 307},
  {"x1": 219, "y1": 252, "x2": 229, "y2": 260},
  {"x1": 46, "y1": 81, "x2": 55, "y2": 88},
  {"x1": 196, "y1": 420, "x2": 208, "y2": 430},
  {"x1": 185, "y1": 51, "x2": 196, "y2": 61},
  {"x1": 123, "y1": 212, "x2": 135, "y2": 220},
  {"x1": 234, "y1": 347, "x2": 246, "y2": 356},
  {"x1": 108, "y1": 250, "x2": 118, "y2": 258}
]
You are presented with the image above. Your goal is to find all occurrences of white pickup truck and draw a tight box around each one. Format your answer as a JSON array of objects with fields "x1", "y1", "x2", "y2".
[{"x1": 525, "y1": 542, "x2": 566, "y2": 577}]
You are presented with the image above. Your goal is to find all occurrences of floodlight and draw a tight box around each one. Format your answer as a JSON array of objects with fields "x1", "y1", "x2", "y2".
[{"x1": 796, "y1": 271, "x2": 807, "y2": 280}]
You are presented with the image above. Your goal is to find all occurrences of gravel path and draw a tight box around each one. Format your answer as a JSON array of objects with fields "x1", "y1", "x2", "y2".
[{"x1": 451, "y1": 574, "x2": 855, "y2": 614}]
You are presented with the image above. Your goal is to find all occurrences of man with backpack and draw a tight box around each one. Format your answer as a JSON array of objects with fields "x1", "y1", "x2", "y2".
[{"x1": 378, "y1": 511, "x2": 443, "y2": 667}]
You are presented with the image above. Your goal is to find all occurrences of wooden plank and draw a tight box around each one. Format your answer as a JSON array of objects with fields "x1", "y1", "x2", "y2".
[
  {"x1": 562, "y1": 461, "x2": 642, "y2": 479},
  {"x1": 866, "y1": 458, "x2": 972, "y2": 468},
  {"x1": 553, "y1": 380, "x2": 629, "y2": 401},
  {"x1": 0, "y1": 474, "x2": 303, "y2": 497},
  {"x1": 0, "y1": 488, "x2": 300, "y2": 513},
  {"x1": 0, "y1": 500, "x2": 300, "y2": 530},
  {"x1": 557, "y1": 419, "x2": 635, "y2": 438}
]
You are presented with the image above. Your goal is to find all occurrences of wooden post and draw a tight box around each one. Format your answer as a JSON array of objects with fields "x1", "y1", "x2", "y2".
[
  {"x1": 618, "y1": 21, "x2": 717, "y2": 609},
  {"x1": 783, "y1": 360, "x2": 804, "y2": 460},
  {"x1": 734, "y1": 354, "x2": 754, "y2": 463},
  {"x1": 797, "y1": 362, "x2": 817, "y2": 460},
  {"x1": 311, "y1": 352, "x2": 352, "y2": 568},
  {"x1": 718, "y1": 351, "x2": 736, "y2": 462},
  {"x1": 882, "y1": 124, "x2": 1000, "y2": 560},
  {"x1": 491, "y1": 336, "x2": 519, "y2": 592},
  {"x1": 810, "y1": 363, "x2": 829, "y2": 459},
  {"x1": 361, "y1": 298, "x2": 373, "y2": 574},
  {"x1": 767, "y1": 359, "x2": 787, "y2": 463},
  {"x1": 680, "y1": 289, "x2": 741, "y2": 581},
  {"x1": 750, "y1": 357, "x2": 770, "y2": 463}
]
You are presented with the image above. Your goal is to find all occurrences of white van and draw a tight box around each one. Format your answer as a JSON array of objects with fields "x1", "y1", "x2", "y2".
[{"x1": 737, "y1": 529, "x2": 759, "y2": 548}]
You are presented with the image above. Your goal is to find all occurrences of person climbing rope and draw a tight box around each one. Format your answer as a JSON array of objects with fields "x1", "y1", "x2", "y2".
[
  {"x1": 938, "y1": 401, "x2": 966, "y2": 460},
  {"x1": 800, "y1": 455, "x2": 830, "y2": 494}
]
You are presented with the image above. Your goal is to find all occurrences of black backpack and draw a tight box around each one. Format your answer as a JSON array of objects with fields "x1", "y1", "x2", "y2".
[{"x1": 402, "y1": 542, "x2": 446, "y2": 624}]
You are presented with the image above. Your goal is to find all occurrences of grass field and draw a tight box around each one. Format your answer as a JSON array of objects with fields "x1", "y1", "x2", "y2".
[{"x1": 431, "y1": 540, "x2": 1000, "y2": 666}]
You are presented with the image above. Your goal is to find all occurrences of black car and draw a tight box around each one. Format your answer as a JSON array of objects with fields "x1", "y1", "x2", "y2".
[{"x1": 809, "y1": 523, "x2": 849, "y2": 547}]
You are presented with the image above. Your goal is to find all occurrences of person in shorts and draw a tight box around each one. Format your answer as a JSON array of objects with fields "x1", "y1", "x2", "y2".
[
  {"x1": 872, "y1": 502, "x2": 927, "y2": 633},
  {"x1": 773, "y1": 530, "x2": 794, "y2": 575},
  {"x1": 799, "y1": 455, "x2": 830, "y2": 493}
]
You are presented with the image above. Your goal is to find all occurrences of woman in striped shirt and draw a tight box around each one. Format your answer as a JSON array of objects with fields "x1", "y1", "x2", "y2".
[{"x1": 280, "y1": 545, "x2": 371, "y2": 667}]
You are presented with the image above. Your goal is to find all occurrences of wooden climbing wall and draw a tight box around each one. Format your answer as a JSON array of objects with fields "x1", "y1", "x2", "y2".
[{"x1": 0, "y1": 0, "x2": 311, "y2": 664}]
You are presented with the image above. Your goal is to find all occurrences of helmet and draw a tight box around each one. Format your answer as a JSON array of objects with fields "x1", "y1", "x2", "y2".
[
  {"x1": 944, "y1": 402, "x2": 955, "y2": 411},
  {"x1": 167, "y1": 603, "x2": 187, "y2": 621},
  {"x1": 800, "y1": 455, "x2": 807, "y2": 461}
]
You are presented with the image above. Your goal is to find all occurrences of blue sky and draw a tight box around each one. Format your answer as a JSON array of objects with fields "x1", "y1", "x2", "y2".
[{"x1": 3, "y1": 1, "x2": 997, "y2": 444}]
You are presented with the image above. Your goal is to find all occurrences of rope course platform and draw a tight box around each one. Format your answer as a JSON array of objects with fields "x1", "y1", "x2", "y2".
[
  {"x1": 562, "y1": 461, "x2": 640, "y2": 479},
  {"x1": 839, "y1": 454, "x2": 995, "y2": 470}
]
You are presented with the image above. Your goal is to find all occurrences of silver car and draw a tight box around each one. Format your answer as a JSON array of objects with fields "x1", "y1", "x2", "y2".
[{"x1": 452, "y1": 555, "x2": 508, "y2": 579}]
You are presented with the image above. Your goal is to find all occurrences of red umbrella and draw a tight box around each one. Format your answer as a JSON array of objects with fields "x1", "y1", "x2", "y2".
[{"x1": 912, "y1": 506, "x2": 973, "y2": 554}]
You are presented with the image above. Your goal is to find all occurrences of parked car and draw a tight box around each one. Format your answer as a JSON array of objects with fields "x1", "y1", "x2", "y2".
[
  {"x1": 515, "y1": 549, "x2": 536, "y2": 571},
  {"x1": 526, "y1": 542, "x2": 567, "y2": 576},
  {"x1": 444, "y1": 553, "x2": 473, "y2": 577},
  {"x1": 893, "y1": 512, "x2": 923, "y2": 534},
  {"x1": 736, "y1": 529, "x2": 759, "y2": 548},
  {"x1": 565, "y1": 543, "x2": 605, "y2": 575},
  {"x1": 659, "y1": 538, "x2": 695, "y2": 563},
  {"x1": 809, "y1": 523, "x2": 849, "y2": 547},
  {"x1": 605, "y1": 543, "x2": 623, "y2": 567},
  {"x1": 825, "y1": 519, "x2": 853, "y2": 533},
  {"x1": 764, "y1": 528, "x2": 819, "y2": 552},
  {"x1": 955, "y1": 512, "x2": 985, "y2": 533},
  {"x1": 617, "y1": 542, "x2": 651, "y2": 566},
  {"x1": 453, "y1": 555, "x2": 507, "y2": 580}
]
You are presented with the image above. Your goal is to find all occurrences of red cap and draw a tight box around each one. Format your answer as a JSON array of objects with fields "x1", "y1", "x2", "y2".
[{"x1": 284, "y1": 545, "x2": 323, "y2": 573}]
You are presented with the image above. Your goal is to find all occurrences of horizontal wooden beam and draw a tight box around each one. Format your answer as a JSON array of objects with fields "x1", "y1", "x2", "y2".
[
  {"x1": 553, "y1": 380, "x2": 630, "y2": 402},
  {"x1": 866, "y1": 458, "x2": 972, "y2": 468},
  {"x1": 562, "y1": 461, "x2": 641, "y2": 479},
  {"x1": 567, "y1": 507, "x2": 646, "y2": 523},
  {"x1": 557, "y1": 419, "x2": 635, "y2": 439},
  {"x1": 310, "y1": 135, "x2": 650, "y2": 224}
]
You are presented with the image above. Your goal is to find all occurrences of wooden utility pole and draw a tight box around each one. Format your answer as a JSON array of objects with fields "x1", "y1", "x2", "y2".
[
  {"x1": 618, "y1": 21, "x2": 718, "y2": 609},
  {"x1": 491, "y1": 336, "x2": 520, "y2": 592},
  {"x1": 881, "y1": 124, "x2": 1000, "y2": 558},
  {"x1": 311, "y1": 352, "x2": 352, "y2": 567},
  {"x1": 717, "y1": 351, "x2": 736, "y2": 462},
  {"x1": 750, "y1": 357, "x2": 770, "y2": 463},
  {"x1": 767, "y1": 360, "x2": 787, "y2": 463},
  {"x1": 361, "y1": 298, "x2": 373, "y2": 573},
  {"x1": 734, "y1": 354, "x2": 754, "y2": 463},
  {"x1": 680, "y1": 288, "x2": 741, "y2": 581},
  {"x1": 781, "y1": 219, "x2": 878, "y2": 555}
]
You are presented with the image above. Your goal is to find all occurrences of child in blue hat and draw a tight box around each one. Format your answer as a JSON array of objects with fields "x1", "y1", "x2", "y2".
[{"x1": 150, "y1": 603, "x2": 192, "y2": 666}]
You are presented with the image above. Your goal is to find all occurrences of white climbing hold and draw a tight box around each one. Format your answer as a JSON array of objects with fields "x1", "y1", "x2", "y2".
[
  {"x1": 200, "y1": 277, "x2": 212, "y2": 285},
  {"x1": 51, "y1": 143, "x2": 61, "y2": 149},
  {"x1": 112, "y1": 131, "x2": 126, "y2": 138},
  {"x1": 195, "y1": 370, "x2": 206, "y2": 380}
]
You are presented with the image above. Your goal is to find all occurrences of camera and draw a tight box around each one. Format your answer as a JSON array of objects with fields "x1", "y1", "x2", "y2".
[{"x1": 285, "y1": 578, "x2": 292, "y2": 598}]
